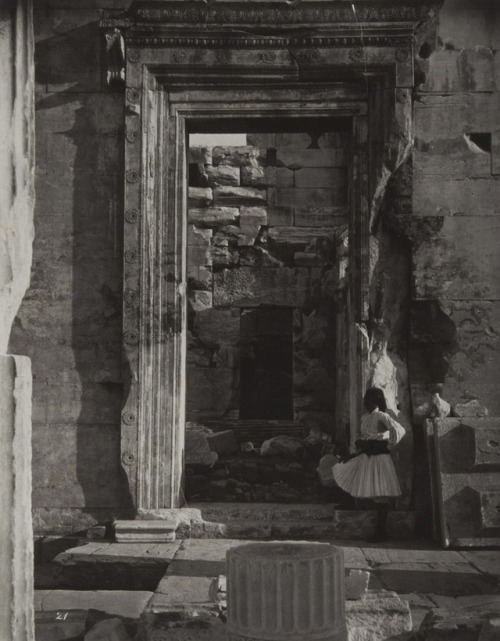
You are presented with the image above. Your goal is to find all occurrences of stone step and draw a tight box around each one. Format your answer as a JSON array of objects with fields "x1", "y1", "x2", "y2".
[
  {"x1": 35, "y1": 589, "x2": 153, "y2": 619},
  {"x1": 36, "y1": 542, "x2": 182, "y2": 591},
  {"x1": 134, "y1": 503, "x2": 416, "y2": 541},
  {"x1": 114, "y1": 520, "x2": 176, "y2": 543},
  {"x1": 189, "y1": 501, "x2": 339, "y2": 522}
]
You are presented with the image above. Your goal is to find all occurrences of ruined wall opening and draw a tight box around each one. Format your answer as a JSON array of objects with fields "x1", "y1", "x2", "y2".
[
  {"x1": 240, "y1": 307, "x2": 294, "y2": 421},
  {"x1": 184, "y1": 121, "x2": 352, "y2": 504}
]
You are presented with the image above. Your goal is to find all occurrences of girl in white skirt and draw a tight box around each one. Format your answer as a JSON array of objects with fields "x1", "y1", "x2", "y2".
[{"x1": 333, "y1": 387, "x2": 405, "y2": 541}]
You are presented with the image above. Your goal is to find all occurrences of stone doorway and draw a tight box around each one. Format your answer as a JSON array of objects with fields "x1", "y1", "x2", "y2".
[
  {"x1": 110, "y1": 0, "x2": 429, "y2": 511},
  {"x1": 184, "y1": 124, "x2": 352, "y2": 503}
]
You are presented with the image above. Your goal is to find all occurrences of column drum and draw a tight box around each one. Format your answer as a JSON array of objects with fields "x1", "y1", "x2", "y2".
[{"x1": 226, "y1": 542, "x2": 347, "y2": 641}]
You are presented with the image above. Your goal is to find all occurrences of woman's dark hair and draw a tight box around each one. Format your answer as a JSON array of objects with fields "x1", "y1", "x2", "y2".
[{"x1": 364, "y1": 387, "x2": 387, "y2": 412}]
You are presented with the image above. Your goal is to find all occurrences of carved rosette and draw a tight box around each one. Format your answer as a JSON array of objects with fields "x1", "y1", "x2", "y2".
[
  {"x1": 396, "y1": 48, "x2": 410, "y2": 62},
  {"x1": 125, "y1": 249, "x2": 138, "y2": 263},
  {"x1": 297, "y1": 49, "x2": 320, "y2": 63},
  {"x1": 121, "y1": 411, "x2": 136, "y2": 426},
  {"x1": 122, "y1": 451, "x2": 135, "y2": 465},
  {"x1": 217, "y1": 49, "x2": 232, "y2": 64},
  {"x1": 349, "y1": 48, "x2": 365, "y2": 63},
  {"x1": 124, "y1": 329, "x2": 139, "y2": 346},
  {"x1": 174, "y1": 49, "x2": 189, "y2": 63},
  {"x1": 260, "y1": 51, "x2": 277, "y2": 64},
  {"x1": 126, "y1": 129, "x2": 140, "y2": 144},
  {"x1": 126, "y1": 88, "x2": 141, "y2": 103},
  {"x1": 125, "y1": 169, "x2": 140, "y2": 183},
  {"x1": 125, "y1": 208, "x2": 140, "y2": 224}
]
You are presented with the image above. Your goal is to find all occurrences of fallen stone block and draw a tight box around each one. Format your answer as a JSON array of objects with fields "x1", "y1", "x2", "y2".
[
  {"x1": 84, "y1": 617, "x2": 132, "y2": 641},
  {"x1": 260, "y1": 435, "x2": 305, "y2": 459},
  {"x1": 114, "y1": 521, "x2": 176, "y2": 543},
  {"x1": 206, "y1": 430, "x2": 239, "y2": 456},
  {"x1": 419, "y1": 600, "x2": 500, "y2": 641},
  {"x1": 208, "y1": 575, "x2": 227, "y2": 603},
  {"x1": 346, "y1": 592, "x2": 413, "y2": 641},
  {"x1": 479, "y1": 618, "x2": 500, "y2": 641},
  {"x1": 87, "y1": 525, "x2": 107, "y2": 540},
  {"x1": 185, "y1": 424, "x2": 219, "y2": 467},
  {"x1": 345, "y1": 569, "x2": 370, "y2": 600},
  {"x1": 139, "y1": 611, "x2": 225, "y2": 641},
  {"x1": 189, "y1": 291, "x2": 213, "y2": 312},
  {"x1": 452, "y1": 399, "x2": 489, "y2": 418}
]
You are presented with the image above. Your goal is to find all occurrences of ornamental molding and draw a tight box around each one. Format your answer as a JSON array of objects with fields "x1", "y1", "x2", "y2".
[
  {"x1": 124, "y1": 35, "x2": 413, "y2": 48},
  {"x1": 129, "y1": 2, "x2": 440, "y2": 25},
  {"x1": 101, "y1": 1, "x2": 443, "y2": 44}
]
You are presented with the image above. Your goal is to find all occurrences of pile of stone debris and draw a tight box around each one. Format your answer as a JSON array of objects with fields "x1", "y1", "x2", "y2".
[{"x1": 185, "y1": 424, "x2": 344, "y2": 504}]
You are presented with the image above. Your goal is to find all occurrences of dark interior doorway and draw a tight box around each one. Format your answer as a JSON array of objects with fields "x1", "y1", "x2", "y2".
[{"x1": 239, "y1": 308, "x2": 294, "y2": 420}]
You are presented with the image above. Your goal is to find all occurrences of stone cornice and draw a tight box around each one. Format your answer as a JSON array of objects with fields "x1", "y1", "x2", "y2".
[
  {"x1": 101, "y1": 1, "x2": 443, "y2": 38},
  {"x1": 129, "y1": 1, "x2": 440, "y2": 25}
]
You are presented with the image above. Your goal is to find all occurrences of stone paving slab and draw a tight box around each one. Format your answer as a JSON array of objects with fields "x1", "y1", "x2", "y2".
[
  {"x1": 35, "y1": 590, "x2": 154, "y2": 619},
  {"x1": 359, "y1": 546, "x2": 466, "y2": 566},
  {"x1": 155, "y1": 576, "x2": 215, "y2": 605},
  {"x1": 56, "y1": 542, "x2": 181, "y2": 565},
  {"x1": 459, "y1": 551, "x2": 500, "y2": 576},
  {"x1": 374, "y1": 565, "x2": 500, "y2": 597}
]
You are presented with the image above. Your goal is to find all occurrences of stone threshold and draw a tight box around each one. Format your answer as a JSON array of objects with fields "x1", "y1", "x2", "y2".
[{"x1": 127, "y1": 503, "x2": 416, "y2": 542}]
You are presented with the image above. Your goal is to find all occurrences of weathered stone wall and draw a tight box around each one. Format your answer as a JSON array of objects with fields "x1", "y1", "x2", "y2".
[
  {"x1": 411, "y1": 0, "x2": 500, "y2": 415},
  {"x1": 9, "y1": 3, "x2": 129, "y2": 529},
  {"x1": 186, "y1": 132, "x2": 349, "y2": 435}
]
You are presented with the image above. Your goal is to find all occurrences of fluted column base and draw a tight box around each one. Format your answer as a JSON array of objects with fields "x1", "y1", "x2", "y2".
[{"x1": 227, "y1": 542, "x2": 347, "y2": 641}]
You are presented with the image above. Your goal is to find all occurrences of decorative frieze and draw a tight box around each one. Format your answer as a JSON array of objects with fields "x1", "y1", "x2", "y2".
[{"x1": 132, "y1": 4, "x2": 439, "y2": 25}]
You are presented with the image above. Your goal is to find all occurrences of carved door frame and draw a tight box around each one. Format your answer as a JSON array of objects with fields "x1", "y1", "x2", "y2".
[{"x1": 105, "y1": 0, "x2": 439, "y2": 510}]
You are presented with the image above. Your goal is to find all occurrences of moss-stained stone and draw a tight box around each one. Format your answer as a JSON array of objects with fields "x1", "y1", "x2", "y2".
[
  {"x1": 213, "y1": 268, "x2": 311, "y2": 308},
  {"x1": 413, "y1": 216, "x2": 500, "y2": 300},
  {"x1": 441, "y1": 301, "x2": 500, "y2": 415}
]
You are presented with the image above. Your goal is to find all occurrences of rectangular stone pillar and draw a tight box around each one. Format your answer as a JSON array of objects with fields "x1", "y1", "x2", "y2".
[{"x1": 0, "y1": 356, "x2": 34, "y2": 641}]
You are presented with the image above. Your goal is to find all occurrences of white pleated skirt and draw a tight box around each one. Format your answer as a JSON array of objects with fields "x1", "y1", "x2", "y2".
[{"x1": 332, "y1": 453, "x2": 402, "y2": 498}]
